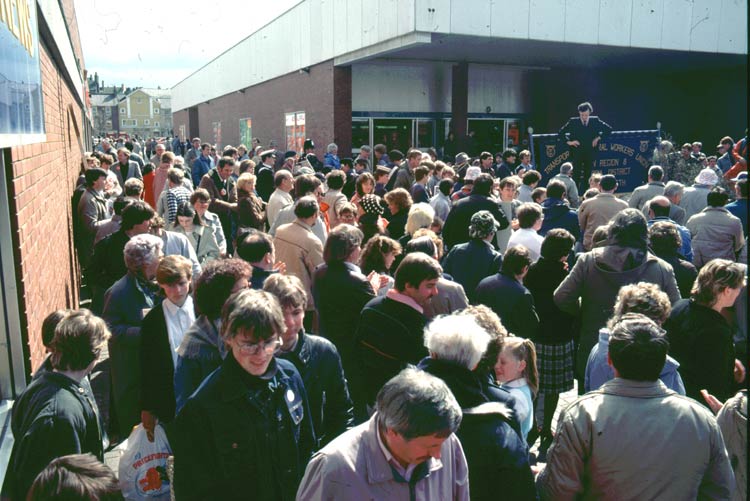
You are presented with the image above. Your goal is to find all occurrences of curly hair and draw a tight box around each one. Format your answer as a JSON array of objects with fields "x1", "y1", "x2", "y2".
[
  {"x1": 464, "y1": 305, "x2": 508, "y2": 378},
  {"x1": 194, "y1": 258, "x2": 252, "y2": 319},
  {"x1": 360, "y1": 235, "x2": 402, "y2": 274},
  {"x1": 609, "y1": 282, "x2": 672, "y2": 328}
]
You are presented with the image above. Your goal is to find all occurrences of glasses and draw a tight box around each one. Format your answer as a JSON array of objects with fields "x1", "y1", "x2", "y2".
[{"x1": 236, "y1": 335, "x2": 281, "y2": 355}]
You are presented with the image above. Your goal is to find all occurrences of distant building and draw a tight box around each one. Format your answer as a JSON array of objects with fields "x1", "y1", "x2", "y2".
[{"x1": 117, "y1": 88, "x2": 172, "y2": 138}]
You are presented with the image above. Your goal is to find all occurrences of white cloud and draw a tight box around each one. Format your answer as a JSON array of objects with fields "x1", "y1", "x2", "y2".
[{"x1": 76, "y1": 0, "x2": 301, "y2": 88}]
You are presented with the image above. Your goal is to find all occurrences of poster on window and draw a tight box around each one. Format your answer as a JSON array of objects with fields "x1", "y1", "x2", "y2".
[
  {"x1": 285, "y1": 111, "x2": 305, "y2": 153},
  {"x1": 0, "y1": 0, "x2": 45, "y2": 147},
  {"x1": 239, "y1": 118, "x2": 252, "y2": 148}
]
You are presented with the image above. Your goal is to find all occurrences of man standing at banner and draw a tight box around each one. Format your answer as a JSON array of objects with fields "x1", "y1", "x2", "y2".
[{"x1": 558, "y1": 102, "x2": 613, "y2": 192}]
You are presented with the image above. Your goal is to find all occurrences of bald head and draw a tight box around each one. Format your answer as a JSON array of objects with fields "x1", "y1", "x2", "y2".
[{"x1": 648, "y1": 196, "x2": 671, "y2": 219}]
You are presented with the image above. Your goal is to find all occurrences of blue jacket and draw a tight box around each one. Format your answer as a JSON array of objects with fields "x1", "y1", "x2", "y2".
[
  {"x1": 323, "y1": 152, "x2": 341, "y2": 170},
  {"x1": 191, "y1": 155, "x2": 212, "y2": 187},
  {"x1": 540, "y1": 197, "x2": 581, "y2": 241},
  {"x1": 585, "y1": 328, "x2": 686, "y2": 394},
  {"x1": 725, "y1": 198, "x2": 747, "y2": 236}
]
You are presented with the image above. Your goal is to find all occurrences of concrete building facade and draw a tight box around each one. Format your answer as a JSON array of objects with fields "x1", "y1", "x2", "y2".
[{"x1": 172, "y1": 0, "x2": 747, "y2": 160}]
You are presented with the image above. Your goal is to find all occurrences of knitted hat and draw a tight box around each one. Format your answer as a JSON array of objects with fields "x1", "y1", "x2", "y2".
[
  {"x1": 360, "y1": 194, "x2": 384, "y2": 215},
  {"x1": 468, "y1": 210, "x2": 500, "y2": 239}
]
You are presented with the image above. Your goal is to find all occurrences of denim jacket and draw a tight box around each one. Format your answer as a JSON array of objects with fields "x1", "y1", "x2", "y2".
[{"x1": 173, "y1": 355, "x2": 315, "y2": 501}]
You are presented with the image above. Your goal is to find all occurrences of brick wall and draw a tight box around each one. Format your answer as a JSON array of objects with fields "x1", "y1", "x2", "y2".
[
  {"x1": 172, "y1": 59, "x2": 354, "y2": 158},
  {"x1": 8, "y1": 40, "x2": 85, "y2": 373}
]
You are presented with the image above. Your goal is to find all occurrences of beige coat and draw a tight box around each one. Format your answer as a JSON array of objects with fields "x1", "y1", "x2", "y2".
[
  {"x1": 578, "y1": 193, "x2": 629, "y2": 250},
  {"x1": 274, "y1": 221, "x2": 324, "y2": 310},
  {"x1": 537, "y1": 379, "x2": 734, "y2": 500}
]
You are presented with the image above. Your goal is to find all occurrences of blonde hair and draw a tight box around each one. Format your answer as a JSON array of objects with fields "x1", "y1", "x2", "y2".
[
  {"x1": 502, "y1": 336, "x2": 538, "y2": 397},
  {"x1": 237, "y1": 173, "x2": 257, "y2": 193},
  {"x1": 405, "y1": 203, "x2": 435, "y2": 236}
]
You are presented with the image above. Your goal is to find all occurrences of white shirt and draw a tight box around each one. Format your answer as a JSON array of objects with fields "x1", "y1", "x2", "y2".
[
  {"x1": 507, "y1": 228, "x2": 543, "y2": 262},
  {"x1": 267, "y1": 189, "x2": 293, "y2": 228},
  {"x1": 162, "y1": 296, "x2": 196, "y2": 367}
]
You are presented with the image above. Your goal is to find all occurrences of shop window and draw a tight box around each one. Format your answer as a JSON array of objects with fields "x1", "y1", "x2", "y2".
[
  {"x1": 285, "y1": 112, "x2": 305, "y2": 152},
  {"x1": 372, "y1": 119, "x2": 412, "y2": 154},
  {"x1": 351, "y1": 119, "x2": 370, "y2": 154}
]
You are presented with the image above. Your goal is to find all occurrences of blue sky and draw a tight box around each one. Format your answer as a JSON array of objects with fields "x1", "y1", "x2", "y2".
[{"x1": 75, "y1": 0, "x2": 301, "y2": 89}]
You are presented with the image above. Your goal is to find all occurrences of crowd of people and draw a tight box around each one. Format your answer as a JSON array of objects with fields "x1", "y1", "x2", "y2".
[{"x1": 1, "y1": 116, "x2": 747, "y2": 500}]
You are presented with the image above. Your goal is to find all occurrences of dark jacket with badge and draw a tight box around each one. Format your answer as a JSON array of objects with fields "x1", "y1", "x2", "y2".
[
  {"x1": 173, "y1": 355, "x2": 315, "y2": 501},
  {"x1": 277, "y1": 331, "x2": 354, "y2": 447},
  {"x1": 418, "y1": 358, "x2": 537, "y2": 501},
  {"x1": 1, "y1": 371, "x2": 103, "y2": 501}
]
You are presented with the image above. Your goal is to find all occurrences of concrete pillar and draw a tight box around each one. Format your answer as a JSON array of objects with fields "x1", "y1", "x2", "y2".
[
  {"x1": 333, "y1": 66, "x2": 353, "y2": 158},
  {"x1": 451, "y1": 62, "x2": 468, "y2": 139}
]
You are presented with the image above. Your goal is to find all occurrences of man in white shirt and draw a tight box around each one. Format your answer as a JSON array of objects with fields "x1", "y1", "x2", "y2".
[
  {"x1": 140, "y1": 255, "x2": 196, "y2": 439},
  {"x1": 508, "y1": 202, "x2": 544, "y2": 261},
  {"x1": 267, "y1": 170, "x2": 294, "y2": 229}
]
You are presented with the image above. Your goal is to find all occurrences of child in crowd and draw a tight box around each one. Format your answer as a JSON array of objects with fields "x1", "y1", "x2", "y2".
[{"x1": 495, "y1": 336, "x2": 539, "y2": 444}]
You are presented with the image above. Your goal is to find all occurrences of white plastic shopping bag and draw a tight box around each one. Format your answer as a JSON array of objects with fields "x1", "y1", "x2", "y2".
[{"x1": 119, "y1": 424, "x2": 172, "y2": 500}]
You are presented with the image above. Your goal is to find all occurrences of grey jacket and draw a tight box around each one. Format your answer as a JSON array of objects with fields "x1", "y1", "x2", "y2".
[
  {"x1": 679, "y1": 184, "x2": 712, "y2": 220},
  {"x1": 686, "y1": 207, "x2": 745, "y2": 267},
  {"x1": 551, "y1": 173, "x2": 580, "y2": 207},
  {"x1": 537, "y1": 379, "x2": 734, "y2": 500},
  {"x1": 424, "y1": 277, "x2": 469, "y2": 319},
  {"x1": 716, "y1": 390, "x2": 747, "y2": 501},
  {"x1": 629, "y1": 181, "x2": 664, "y2": 212},
  {"x1": 554, "y1": 245, "x2": 680, "y2": 378},
  {"x1": 297, "y1": 414, "x2": 470, "y2": 501}
]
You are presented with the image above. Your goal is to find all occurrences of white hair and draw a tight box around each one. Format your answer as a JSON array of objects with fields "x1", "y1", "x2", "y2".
[
  {"x1": 123, "y1": 234, "x2": 163, "y2": 273},
  {"x1": 406, "y1": 203, "x2": 435, "y2": 236},
  {"x1": 327, "y1": 143, "x2": 338, "y2": 154},
  {"x1": 424, "y1": 314, "x2": 491, "y2": 369}
]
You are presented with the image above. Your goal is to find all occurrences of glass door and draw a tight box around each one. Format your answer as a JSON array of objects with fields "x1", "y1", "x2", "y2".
[{"x1": 372, "y1": 119, "x2": 412, "y2": 153}]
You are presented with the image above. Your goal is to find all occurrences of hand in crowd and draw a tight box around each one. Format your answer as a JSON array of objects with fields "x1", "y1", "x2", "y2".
[
  {"x1": 733, "y1": 359, "x2": 745, "y2": 383},
  {"x1": 141, "y1": 410, "x2": 157, "y2": 442},
  {"x1": 700, "y1": 390, "x2": 723, "y2": 415},
  {"x1": 273, "y1": 261, "x2": 287, "y2": 274},
  {"x1": 592, "y1": 137, "x2": 600, "y2": 148},
  {"x1": 567, "y1": 140, "x2": 580, "y2": 147},
  {"x1": 366, "y1": 271, "x2": 383, "y2": 294}
]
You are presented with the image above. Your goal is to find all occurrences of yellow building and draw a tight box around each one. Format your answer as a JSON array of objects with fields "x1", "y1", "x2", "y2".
[{"x1": 117, "y1": 88, "x2": 172, "y2": 138}]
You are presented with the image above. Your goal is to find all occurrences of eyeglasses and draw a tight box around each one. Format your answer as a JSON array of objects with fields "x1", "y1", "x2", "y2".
[{"x1": 236, "y1": 335, "x2": 281, "y2": 355}]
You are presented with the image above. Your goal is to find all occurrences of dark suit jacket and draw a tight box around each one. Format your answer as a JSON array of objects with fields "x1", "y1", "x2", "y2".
[
  {"x1": 141, "y1": 303, "x2": 193, "y2": 422},
  {"x1": 557, "y1": 116, "x2": 612, "y2": 151},
  {"x1": 312, "y1": 262, "x2": 375, "y2": 368},
  {"x1": 442, "y1": 239, "x2": 503, "y2": 304},
  {"x1": 442, "y1": 194, "x2": 509, "y2": 250},
  {"x1": 475, "y1": 271, "x2": 539, "y2": 340}
]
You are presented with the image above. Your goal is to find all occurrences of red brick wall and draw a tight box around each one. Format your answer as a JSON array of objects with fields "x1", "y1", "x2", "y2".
[
  {"x1": 172, "y1": 59, "x2": 354, "y2": 158},
  {"x1": 8, "y1": 40, "x2": 85, "y2": 373}
]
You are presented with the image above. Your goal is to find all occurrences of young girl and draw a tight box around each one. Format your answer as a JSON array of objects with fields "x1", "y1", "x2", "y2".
[{"x1": 495, "y1": 336, "x2": 539, "y2": 444}]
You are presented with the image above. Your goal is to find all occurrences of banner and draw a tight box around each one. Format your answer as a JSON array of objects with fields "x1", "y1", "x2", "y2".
[
  {"x1": 0, "y1": 0, "x2": 45, "y2": 147},
  {"x1": 532, "y1": 130, "x2": 659, "y2": 192}
]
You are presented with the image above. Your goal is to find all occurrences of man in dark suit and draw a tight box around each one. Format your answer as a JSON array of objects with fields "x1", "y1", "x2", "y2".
[
  {"x1": 442, "y1": 173, "x2": 510, "y2": 250},
  {"x1": 312, "y1": 226, "x2": 376, "y2": 390},
  {"x1": 558, "y1": 102, "x2": 612, "y2": 192}
]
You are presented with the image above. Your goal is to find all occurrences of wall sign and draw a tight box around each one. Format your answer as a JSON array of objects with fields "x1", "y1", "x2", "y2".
[{"x1": 0, "y1": 0, "x2": 45, "y2": 147}]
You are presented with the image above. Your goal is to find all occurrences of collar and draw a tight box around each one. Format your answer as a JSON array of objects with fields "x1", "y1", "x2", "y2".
[
  {"x1": 596, "y1": 193, "x2": 616, "y2": 198},
  {"x1": 163, "y1": 295, "x2": 193, "y2": 316},
  {"x1": 343, "y1": 261, "x2": 363, "y2": 274},
  {"x1": 386, "y1": 289, "x2": 423, "y2": 314},
  {"x1": 502, "y1": 378, "x2": 528, "y2": 389},
  {"x1": 219, "y1": 353, "x2": 282, "y2": 402},
  {"x1": 294, "y1": 220, "x2": 315, "y2": 231},
  {"x1": 702, "y1": 206, "x2": 729, "y2": 214},
  {"x1": 648, "y1": 182, "x2": 665, "y2": 187},
  {"x1": 598, "y1": 378, "x2": 673, "y2": 398}
]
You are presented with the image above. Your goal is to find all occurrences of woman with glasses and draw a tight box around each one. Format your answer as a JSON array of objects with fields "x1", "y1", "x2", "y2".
[{"x1": 173, "y1": 289, "x2": 316, "y2": 501}]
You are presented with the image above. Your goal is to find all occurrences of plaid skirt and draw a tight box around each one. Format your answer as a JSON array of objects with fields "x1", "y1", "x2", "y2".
[{"x1": 535, "y1": 339, "x2": 575, "y2": 394}]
